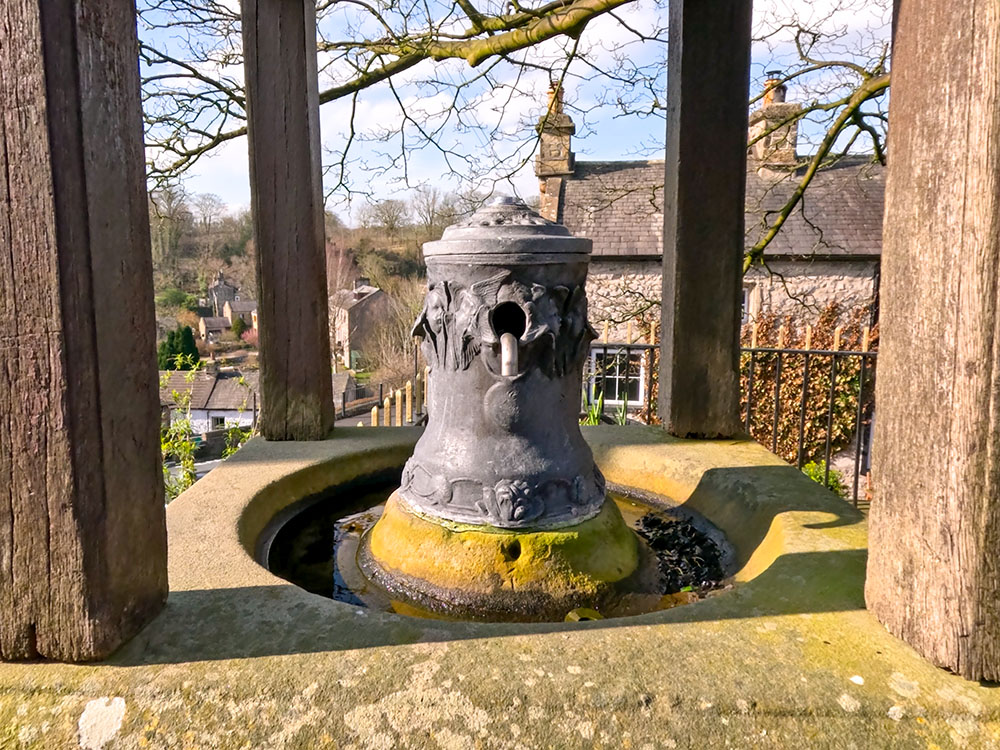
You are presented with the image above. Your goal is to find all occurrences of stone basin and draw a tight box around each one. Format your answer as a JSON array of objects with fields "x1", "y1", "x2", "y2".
[{"x1": 2, "y1": 426, "x2": 999, "y2": 748}]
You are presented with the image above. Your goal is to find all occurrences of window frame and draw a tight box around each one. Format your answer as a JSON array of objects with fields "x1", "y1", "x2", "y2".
[{"x1": 586, "y1": 347, "x2": 646, "y2": 407}]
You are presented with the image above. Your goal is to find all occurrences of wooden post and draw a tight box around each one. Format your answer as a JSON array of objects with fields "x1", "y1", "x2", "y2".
[
  {"x1": 371, "y1": 406, "x2": 379, "y2": 427},
  {"x1": 405, "y1": 381, "x2": 413, "y2": 424},
  {"x1": 0, "y1": 0, "x2": 167, "y2": 661},
  {"x1": 804, "y1": 325, "x2": 813, "y2": 351},
  {"x1": 658, "y1": 0, "x2": 751, "y2": 437},
  {"x1": 242, "y1": 0, "x2": 334, "y2": 440},
  {"x1": 832, "y1": 326, "x2": 843, "y2": 352},
  {"x1": 395, "y1": 389, "x2": 403, "y2": 427},
  {"x1": 383, "y1": 397, "x2": 391, "y2": 427},
  {"x1": 866, "y1": 0, "x2": 1000, "y2": 681}
]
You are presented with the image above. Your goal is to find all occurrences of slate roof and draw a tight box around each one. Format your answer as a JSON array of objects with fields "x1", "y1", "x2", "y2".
[
  {"x1": 200, "y1": 316, "x2": 230, "y2": 330},
  {"x1": 559, "y1": 157, "x2": 885, "y2": 259},
  {"x1": 331, "y1": 285, "x2": 382, "y2": 310},
  {"x1": 226, "y1": 300, "x2": 258, "y2": 314},
  {"x1": 159, "y1": 371, "x2": 258, "y2": 411}
]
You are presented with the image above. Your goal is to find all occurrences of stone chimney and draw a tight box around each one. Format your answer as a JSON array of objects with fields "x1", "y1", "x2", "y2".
[
  {"x1": 748, "y1": 71, "x2": 801, "y2": 173},
  {"x1": 535, "y1": 82, "x2": 576, "y2": 221}
]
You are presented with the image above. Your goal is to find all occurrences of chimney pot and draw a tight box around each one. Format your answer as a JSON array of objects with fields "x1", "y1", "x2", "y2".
[{"x1": 763, "y1": 71, "x2": 787, "y2": 106}]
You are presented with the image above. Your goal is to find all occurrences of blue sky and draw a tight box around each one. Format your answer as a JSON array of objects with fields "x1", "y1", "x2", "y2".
[{"x1": 146, "y1": 0, "x2": 890, "y2": 223}]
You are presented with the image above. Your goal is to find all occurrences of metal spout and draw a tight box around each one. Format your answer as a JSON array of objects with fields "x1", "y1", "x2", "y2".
[{"x1": 500, "y1": 333, "x2": 518, "y2": 377}]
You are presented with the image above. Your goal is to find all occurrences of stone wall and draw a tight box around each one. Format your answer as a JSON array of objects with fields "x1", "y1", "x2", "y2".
[
  {"x1": 743, "y1": 258, "x2": 879, "y2": 323},
  {"x1": 586, "y1": 259, "x2": 662, "y2": 342},
  {"x1": 586, "y1": 257, "x2": 879, "y2": 342}
]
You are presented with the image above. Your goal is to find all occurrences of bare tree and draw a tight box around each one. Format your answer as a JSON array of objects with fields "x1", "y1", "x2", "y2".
[
  {"x1": 137, "y1": 0, "x2": 891, "y2": 261},
  {"x1": 194, "y1": 193, "x2": 226, "y2": 232},
  {"x1": 149, "y1": 183, "x2": 193, "y2": 264},
  {"x1": 358, "y1": 199, "x2": 410, "y2": 236}
]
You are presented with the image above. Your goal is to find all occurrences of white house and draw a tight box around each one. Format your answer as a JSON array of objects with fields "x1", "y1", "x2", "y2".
[{"x1": 159, "y1": 370, "x2": 259, "y2": 433}]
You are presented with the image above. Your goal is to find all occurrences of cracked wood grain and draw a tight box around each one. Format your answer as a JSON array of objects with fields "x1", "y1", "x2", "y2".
[
  {"x1": 866, "y1": 0, "x2": 1000, "y2": 681},
  {"x1": 0, "y1": 0, "x2": 166, "y2": 662}
]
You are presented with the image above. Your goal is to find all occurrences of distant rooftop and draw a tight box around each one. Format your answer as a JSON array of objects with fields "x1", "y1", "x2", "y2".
[
  {"x1": 557, "y1": 157, "x2": 884, "y2": 259},
  {"x1": 331, "y1": 284, "x2": 381, "y2": 310},
  {"x1": 226, "y1": 300, "x2": 258, "y2": 314},
  {"x1": 159, "y1": 371, "x2": 257, "y2": 412}
]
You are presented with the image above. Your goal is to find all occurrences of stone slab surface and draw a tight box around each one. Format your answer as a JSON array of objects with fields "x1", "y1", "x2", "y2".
[{"x1": 2, "y1": 426, "x2": 999, "y2": 748}]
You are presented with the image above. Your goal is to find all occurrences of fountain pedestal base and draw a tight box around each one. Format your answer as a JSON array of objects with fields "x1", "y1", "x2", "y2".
[{"x1": 360, "y1": 492, "x2": 661, "y2": 621}]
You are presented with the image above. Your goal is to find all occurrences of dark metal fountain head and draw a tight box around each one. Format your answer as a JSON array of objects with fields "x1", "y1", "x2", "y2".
[{"x1": 401, "y1": 196, "x2": 604, "y2": 529}]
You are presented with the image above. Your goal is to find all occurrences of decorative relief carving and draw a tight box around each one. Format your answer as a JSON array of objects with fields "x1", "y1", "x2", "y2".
[
  {"x1": 399, "y1": 457, "x2": 606, "y2": 529},
  {"x1": 453, "y1": 210, "x2": 556, "y2": 228},
  {"x1": 411, "y1": 271, "x2": 596, "y2": 378}
]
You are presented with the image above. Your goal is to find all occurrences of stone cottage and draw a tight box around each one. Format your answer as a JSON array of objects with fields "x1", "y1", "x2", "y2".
[
  {"x1": 159, "y1": 370, "x2": 258, "y2": 433},
  {"x1": 535, "y1": 81, "x2": 885, "y2": 343},
  {"x1": 207, "y1": 269, "x2": 239, "y2": 317},
  {"x1": 198, "y1": 316, "x2": 230, "y2": 342},
  {"x1": 223, "y1": 299, "x2": 257, "y2": 328},
  {"x1": 330, "y1": 278, "x2": 391, "y2": 369}
]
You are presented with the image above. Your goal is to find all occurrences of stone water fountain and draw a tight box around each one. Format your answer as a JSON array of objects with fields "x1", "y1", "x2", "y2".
[{"x1": 359, "y1": 197, "x2": 661, "y2": 620}]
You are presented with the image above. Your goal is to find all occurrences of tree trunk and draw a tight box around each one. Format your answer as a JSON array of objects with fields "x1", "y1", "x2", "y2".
[
  {"x1": 243, "y1": 0, "x2": 336, "y2": 440},
  {"x1": 0, "y1": 0, "x2": 167, "y2": 661},
  {"x1": 658, "y1": 0, "x2": 751, "y2": 438},
  {"x1": 866, "y1": 0, "x2": 1000, "y2": 681}
]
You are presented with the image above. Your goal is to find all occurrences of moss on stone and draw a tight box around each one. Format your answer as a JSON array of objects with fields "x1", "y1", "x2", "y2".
[
  {"x1": 360, "y1": 492, "x2": 650, "y2": 619},
  {"x1": 368, "y1": 493, "x2": 639, "y2": 596}
]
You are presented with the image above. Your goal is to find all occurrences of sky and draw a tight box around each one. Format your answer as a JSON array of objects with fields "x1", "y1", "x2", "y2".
[{"x1": 144, "y1": 0, "x2": 890, "y2": 223}]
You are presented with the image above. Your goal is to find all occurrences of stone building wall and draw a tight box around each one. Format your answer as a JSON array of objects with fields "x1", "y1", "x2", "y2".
[
  {"x1": 743, "y1": 259, "x2": 879, "y2": 323},
  {"x1": 586, "y1": 259, "x2": 662, "y2": 343},
  {"x1": 585, "y1": 257, "x2": 878, "y2": 342}
]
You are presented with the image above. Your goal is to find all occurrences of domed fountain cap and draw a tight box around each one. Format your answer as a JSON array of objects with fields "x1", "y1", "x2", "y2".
[{"x1": 423, "y1": 196, "x2": 592, "y2": 263}]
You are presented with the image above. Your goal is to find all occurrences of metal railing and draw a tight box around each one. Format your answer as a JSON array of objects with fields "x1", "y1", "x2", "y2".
[
  {"x1": 353, "y1": 340, "x2": 875, "y2": 507},
  {"x1": 741, "y1": 345, "x2": 876, "y2": 506}
]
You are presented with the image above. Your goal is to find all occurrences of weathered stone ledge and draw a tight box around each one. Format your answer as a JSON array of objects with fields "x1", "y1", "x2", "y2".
[{"x1": 2, "y1": 426, "x2": 998, "y2": 748}]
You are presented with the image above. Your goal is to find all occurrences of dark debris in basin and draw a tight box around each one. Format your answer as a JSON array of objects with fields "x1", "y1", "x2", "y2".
[{"x1": 634, "y1": 513, "x2": 726, "y2": 595}]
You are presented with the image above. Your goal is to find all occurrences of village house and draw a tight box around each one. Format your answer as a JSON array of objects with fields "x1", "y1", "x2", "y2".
[
  {"x1": 159, "y1": 370, "x2": 259, "y2": 433},
  {"x1": 535, "y1": 81, "x2": 885, "y2": 342},
  {"x1": 198, "y1": 316, "x2": 230, "y2": 342},
  {"x1": 223, "y1": 299, "x2": 258, "y2": 329},
  {"x1": 330, "y1": 278, "x2": 390, "y2": 369},
  {"x1": 206, "y1": 269, "x2": 239, "y2": 316}
]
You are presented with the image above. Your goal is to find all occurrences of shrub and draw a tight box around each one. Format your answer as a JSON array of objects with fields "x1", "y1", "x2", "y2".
[
  {"x1": 802, "y1": 461, "x2": 849, "y2": 499},
  {"x1": 155, "y1": 287, "x2": 188, "y2": 308},
  {"x1": 231, "y1": 316, "x2": 248, "y2": 338},
  {"x1": 158, "y1": 325, "x2": 201, "y2": 370}
]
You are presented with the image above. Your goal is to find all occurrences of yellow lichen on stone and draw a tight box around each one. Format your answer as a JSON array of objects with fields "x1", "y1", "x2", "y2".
[{"x1": 367, "y1": 493, "x2": 639, "y2": 599}]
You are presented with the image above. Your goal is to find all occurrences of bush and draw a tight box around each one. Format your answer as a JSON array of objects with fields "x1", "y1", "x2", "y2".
[
  {"x1": 158, "y1": 325, "x2": 201, "y2": 370},
  {"x1": 231, "y1": 316, "x2": 248, "y2": 338},
  {"x1": 156, "y1": 287, "x2": 188, "y2": 308},
  {"x1": 802, "y1": 461, "x2": 849, "y2": 499},
  {"x1": 155, "y1": 287, "x2": 199, "y2": 311}
]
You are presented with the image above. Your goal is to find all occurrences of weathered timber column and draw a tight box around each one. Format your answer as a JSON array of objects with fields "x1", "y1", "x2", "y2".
[
  {"x1": 658, "y1": 0, "x2": 751, "y2": 437},
  {"x1": 0, "y1": 1, "x2": 167, "y2": 661},
  {"x1": 243, "y1": 0, "x2": 335, "y2": 439},
  {"x1": 866, "y1": 1, "x2": 1000, "y2": 681}
]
